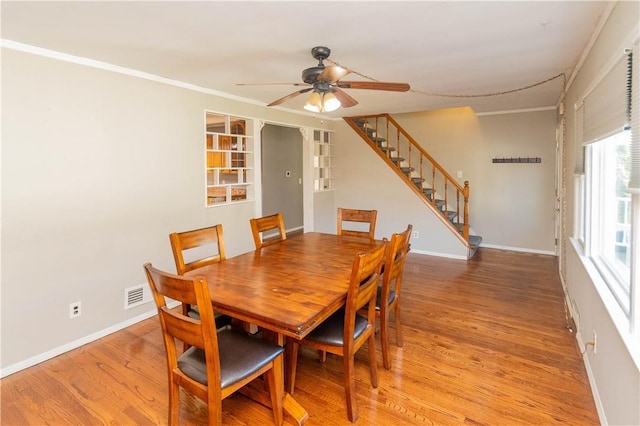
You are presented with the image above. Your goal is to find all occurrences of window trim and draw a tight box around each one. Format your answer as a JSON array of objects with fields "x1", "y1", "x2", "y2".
[
  {"x1": 573, "y1": 40, "x2": 638, "y2": 343},
  {"x1": 584, "y1": 131, "x2": 632, "y2": 317}
]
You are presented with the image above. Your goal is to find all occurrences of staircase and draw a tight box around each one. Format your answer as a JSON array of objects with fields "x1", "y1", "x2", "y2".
[{"x1": 344, "y1": 113, "x2": 482, "y2": 258}]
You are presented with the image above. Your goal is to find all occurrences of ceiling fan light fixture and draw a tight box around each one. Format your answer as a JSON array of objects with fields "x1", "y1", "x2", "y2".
[
  {"x1": 304, "y1": 91, "x2": 323, "y2": 112},
  {"x1": 322, "y1": 92, "x2": 341, "y2": 112},
  {"x1": 248, "y1": 46, "x2": 409, "y2": 110}
]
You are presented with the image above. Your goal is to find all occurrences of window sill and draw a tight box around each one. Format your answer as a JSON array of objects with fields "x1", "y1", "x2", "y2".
[{"x1": 570, "y1": 237, "x2": 640, "y2": 371}]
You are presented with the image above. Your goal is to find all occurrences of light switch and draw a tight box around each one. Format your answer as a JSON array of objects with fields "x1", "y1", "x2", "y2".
[{"x1": 457, "y1": 171, "x2": 463, "y2": 178}]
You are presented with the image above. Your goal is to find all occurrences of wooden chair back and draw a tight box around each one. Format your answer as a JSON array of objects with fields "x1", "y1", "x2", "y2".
[
  {"x1": 337, "y1": 208, "x2": 377, "y2": 239},
  {"x1": 383, "y1": 224, "x2": 412, "y2": 298},
  {"x1": 169, "y1": 224, "x2": 226, "y2": 275},
  {"x1": 143, "y1": 263, "x2": 284, "y2": 425},
  {"x1": 345, "y1": 240, "x2": 387, "y2": 351},
  {"x1": 143, "y1": 263, "x2": 223, "y2": 423},
  {"x1": 377, "y1": 224, "x2": 412, "y2": 369},
  {"x1": 250, "y1": 212, "x2": 286, "y2": 249},
  {"x1": 287, "y1": 240, "x2": 386, "y2": 422},
  {"x1": 169, "y1": 225, "x2": 230, "y2": 335}
]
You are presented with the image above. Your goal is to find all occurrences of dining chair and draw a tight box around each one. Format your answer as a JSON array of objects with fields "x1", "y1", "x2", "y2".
[
  {"x1": 287, "y1": 241, "x2": 387, "y2": 422},
  {"x1": 143, "y1": 263, "x2": 285, "y2": 426},
  {"x1": 364, "y1": 224, "x2": 413, "y2": 370},
  {"x1": 337, "y1": 208, "x2": 377, "y2": 240},
  {"x1": 169, "y1": 225, "x2": 231, "y2": 331},
  {"x1": 250, "y1": 212, "x2": 287, "y2": 249}
]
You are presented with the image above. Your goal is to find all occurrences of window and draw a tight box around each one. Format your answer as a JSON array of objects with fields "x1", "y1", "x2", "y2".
[
  {"x1": 313, "y1": 129, "x2": 333, "y2": 191},
  {"x1": 576, "y1": 44, "x2": 638, "y2": 330},
  {"x1": 205, "y1": 112, "x2": 253, "y2": 206},
  {"x1": 585, "y1": 131, "x2": 632, "y2": 312}
]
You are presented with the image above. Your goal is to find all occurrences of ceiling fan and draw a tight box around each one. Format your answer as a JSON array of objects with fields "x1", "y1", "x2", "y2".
[{"x1": 238, "y1": 46, "x2": 410, "y2": 112}]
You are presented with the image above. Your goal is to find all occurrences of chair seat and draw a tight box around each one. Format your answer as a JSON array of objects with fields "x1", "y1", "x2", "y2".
[
  {"x1": 178, "y1": 328, "x2": 284, "y2": 388},
  {"x1": 374, "y1": 287, "x2": 396, "y2": 311},
  {"x1": 187, "y1": 306, "x2": 233, "y2": 329},
  {"x1": 305, "y1": 309, "x2": 368, "y2": 346}
]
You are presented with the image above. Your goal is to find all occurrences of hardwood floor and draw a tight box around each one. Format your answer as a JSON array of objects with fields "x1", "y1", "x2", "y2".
[{"x1": 1, "y1": 248, "x2": 599, "y2": 425}]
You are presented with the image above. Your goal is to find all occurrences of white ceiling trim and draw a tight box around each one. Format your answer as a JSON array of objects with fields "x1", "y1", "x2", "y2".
[{"x1": 0, "y1": 38, "x2": 269, "y2": 108}]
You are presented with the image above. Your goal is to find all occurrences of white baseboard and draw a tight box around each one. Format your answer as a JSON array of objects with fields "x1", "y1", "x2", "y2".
[
  {"x1": 0, "y1": 301, "x2": 179, "y2": 378},
  {"x1": 409, "y1": 244, "x2": 554, "y2": 260},
  {"x1": 575, "y1": 330, "x2": 608, "y2": 425},
  {"x1": 478, "y1": 243, "x2": 556, "y2": 256},
  {"x1": 409, "y1": 248, "x2": 467, "y2": 260}
]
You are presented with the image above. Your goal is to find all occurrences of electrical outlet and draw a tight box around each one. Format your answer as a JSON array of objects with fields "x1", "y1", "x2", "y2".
[
  {"x1": 584, "y1": 329, "x2": 597, "y2": 354},
  {"x1": 413, "y1": 231, "x2": 419, "y2": 239},
  {"x1": 70, "y1": 301, "x2": 81, "y2": 319}
]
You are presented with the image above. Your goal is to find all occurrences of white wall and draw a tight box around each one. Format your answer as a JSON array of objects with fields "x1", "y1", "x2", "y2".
[
  {"x1": 0, "y1": 47, "x2": 332, "y2": 372},
  {"x1": 393, "y1": 107, "x2": 558, "y2": 253},
  {"x1": 332, "y1": 107, "x2": 557, "y2": 256},
  {"x1": 562, "y1": 1, "x2": 640, "y2": 425}
]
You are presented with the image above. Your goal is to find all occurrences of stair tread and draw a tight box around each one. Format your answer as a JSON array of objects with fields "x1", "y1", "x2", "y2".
[
  {"x1": 349, "y1": 115, "x2": 478, "y2": 258},
  {"x1": 444, "y1": 211, "x2": 457, "y2": 220},
  {"x1": 469, "y1": 235, "x2": 482, "y2": 247}
]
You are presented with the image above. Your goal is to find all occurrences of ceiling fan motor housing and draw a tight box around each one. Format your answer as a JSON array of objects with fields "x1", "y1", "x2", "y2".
[
  {"x1": 302, "y1": 66, "x2": 325, "y2": 84},
  {"x1": 302, "y1": 46, "x2": 332, "y2": 84}
]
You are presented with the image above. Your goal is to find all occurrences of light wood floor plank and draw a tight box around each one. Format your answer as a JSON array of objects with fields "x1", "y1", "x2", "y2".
[{"x1": 0, "y1": 248, "x2": 599, "y2": 425}]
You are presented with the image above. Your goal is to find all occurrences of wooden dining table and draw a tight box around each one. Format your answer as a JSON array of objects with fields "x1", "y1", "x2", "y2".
[{"x1": 186, "y1": 232, "x2": 385, "y2": 425}]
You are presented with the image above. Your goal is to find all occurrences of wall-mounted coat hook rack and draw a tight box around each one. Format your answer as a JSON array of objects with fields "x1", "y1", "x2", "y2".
[{"x1": 492, "y1": 157, "x2": 541, "y2": 164}]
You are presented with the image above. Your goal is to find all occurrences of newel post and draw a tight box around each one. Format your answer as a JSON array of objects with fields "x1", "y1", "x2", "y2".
[{"x1": 463, "y1": 181, "x2": 470, "y2": 241}]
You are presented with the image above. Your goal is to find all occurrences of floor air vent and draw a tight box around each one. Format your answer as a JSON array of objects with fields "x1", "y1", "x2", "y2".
[{"x1": 124, "y1": 284, "x2": 151, "y2": 310}]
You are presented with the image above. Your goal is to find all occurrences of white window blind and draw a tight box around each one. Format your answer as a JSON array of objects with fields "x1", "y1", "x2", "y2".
[
  {"x1": 582, "y1": 54, "x2": 630, "y2": 145},
  {"x1": 630, "y1": 47, "x2": 640, "y2": 191},
  {"x1": 575, "y1": 104, "x2": 585, "y2": 174}
]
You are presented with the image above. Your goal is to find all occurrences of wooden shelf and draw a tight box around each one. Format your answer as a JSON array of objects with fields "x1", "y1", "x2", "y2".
[{"x1": 205, "y1": 114, "x2": 253, "y2": 205}]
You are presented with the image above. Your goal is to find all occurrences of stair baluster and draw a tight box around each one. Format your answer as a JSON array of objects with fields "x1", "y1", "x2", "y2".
[{"x1": 345, "y1": 114, "x2": 480, "y2": 256}]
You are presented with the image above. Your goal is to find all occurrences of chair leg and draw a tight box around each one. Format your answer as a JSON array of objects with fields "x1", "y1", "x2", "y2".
[
  {"x1": 380, "y1": 309, "x2": 391, "y2": 370},
  {"x1": 206, "y1": 397, "x2": 223, "y2": 426},
  {"x1": 394, "y1": 304, "x2": 403, "y2": 348},
  {"x1": 343, "y1": 354, "x2": 359, "y2": 422},
  {"x1": 286, "y1": 341, "x2": 299, "y2": 395},
  {"x1": 368, "y1": 332, "x2": 378, "y2": 388},
  {"x1": 265, "y1": 355, "x2": 284, "y2": 426},
  {"x1": 168, "y1": 380, "x2": 180, "y2": 426}
]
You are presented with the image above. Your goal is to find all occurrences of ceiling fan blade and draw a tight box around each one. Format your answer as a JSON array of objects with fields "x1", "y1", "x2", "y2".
[
  {"x1": 332, "y1": 87, "x2": 359, "y2": 108},
  {"x1": 317, "y1": 65, "x2": 350, "y2": 83},
  {"x1": 236, "y1": 82, "x2": 308, "y2": 86},
  {"x1": 267, "y1": 88, "x2": 313, "y2": 107},
  {"x1": 337, "y1": 81, "x2": 410, "y2": 92}
]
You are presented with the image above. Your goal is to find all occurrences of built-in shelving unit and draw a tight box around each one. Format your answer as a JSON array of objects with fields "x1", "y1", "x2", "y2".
[
  {"x1": 205, "y1": 113, "x2": 253, "y2": 205},
  {"x1": 313, "y1": 129, "x2": 333, "y2": 191}
]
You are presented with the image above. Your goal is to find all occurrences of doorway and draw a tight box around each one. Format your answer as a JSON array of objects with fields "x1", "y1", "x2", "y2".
[{"x1": 260, "y1": 124, "x2": 304, "y2": 233}]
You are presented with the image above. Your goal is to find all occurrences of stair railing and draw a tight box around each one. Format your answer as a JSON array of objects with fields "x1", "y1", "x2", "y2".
[{"x1": 344, "y1": 113, "x2": 470, "y2": 242}]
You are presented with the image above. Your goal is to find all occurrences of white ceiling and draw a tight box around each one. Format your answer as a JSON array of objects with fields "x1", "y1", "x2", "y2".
[{"x1": 1, "y1": 1, "x2": 609, "y2": 117}]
